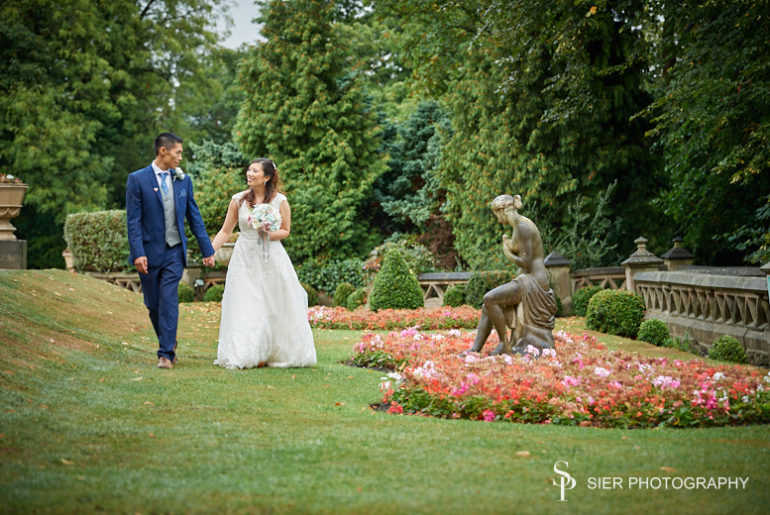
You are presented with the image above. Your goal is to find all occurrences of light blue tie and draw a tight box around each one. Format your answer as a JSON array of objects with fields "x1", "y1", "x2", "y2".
[{"x1": 160, "y1": 171, "x2": 169, "y2": 195}]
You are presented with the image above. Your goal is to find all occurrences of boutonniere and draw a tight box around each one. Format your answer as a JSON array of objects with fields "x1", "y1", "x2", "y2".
[{"x1": 173, "y1": 168, "x2": 185, "y2": 181}]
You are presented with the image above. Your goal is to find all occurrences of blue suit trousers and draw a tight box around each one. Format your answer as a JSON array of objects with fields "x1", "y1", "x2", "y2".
[{"x1": 138, "y1": 244, "x2": 184, "y2": 360}]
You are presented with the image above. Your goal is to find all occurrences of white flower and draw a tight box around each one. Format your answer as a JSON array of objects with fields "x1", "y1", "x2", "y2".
[
  {"x1": 712, "y1": 372, "x2": 726, "y2": 382},
  {"x1": 526, "y1": 345, "x2": 540, "y2": 356},
  {"x1": 594, "y1": 367, "x2": 611, "y2": 378},
  {"x1": 173, "y1": 167, "x2": 185, "y2": 181}
]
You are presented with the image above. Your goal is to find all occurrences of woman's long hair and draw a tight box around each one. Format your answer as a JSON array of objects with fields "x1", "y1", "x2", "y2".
[{"x1": 243, "y1": 158, "x2": 281, "y2": 207}]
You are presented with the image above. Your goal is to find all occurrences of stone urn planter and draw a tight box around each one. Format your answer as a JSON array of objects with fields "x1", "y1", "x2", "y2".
[
  {"x1": 215, "y1": 242, "x2": 236, "y2": 266},
  {"x1": 0, "y1": 182, "x2": 28, "y2": 240}
]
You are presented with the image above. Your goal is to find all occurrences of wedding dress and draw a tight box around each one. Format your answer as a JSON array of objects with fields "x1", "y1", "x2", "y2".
[{"x1": 215, "y1": 191, "x2": 317, "y2": 369}]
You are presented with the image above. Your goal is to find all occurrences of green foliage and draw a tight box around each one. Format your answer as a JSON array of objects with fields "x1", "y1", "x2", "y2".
[
  {"x1": 640, "y1": 1, "x2": 770, "y2": 264},
  {"x1": 345, "y1": 288, "x2": 368, "y2": 310},
  {"x1": 638, "y1": 319, "x2": 671, "y2": 347},
  {"x1": 334, "y1": 282, "x2": 356, "y2": 308},
  {"x1": 178, "y1": 282, "x2": 195, "y2": 303},
  {"x1": 382, "y1": 0, "x2": 667, "y2": 268},
  {"x1": 369, "y1": 250, "x2": 424, "y2": 311},
  {"x1": 572, "y1": 286, "x2": 605, "y2": 318},
  {"x1": 1, "y1": 0, "x2": 230, "y2": 267},
  {"x1": 464, "y1": 271, "x2": 515, "y2": 309},
  {"x1": 301, "y1": 282, "x2": 319, "y2": 307},
  {"x1": 586, "y1": 289, "x2": 646, "y2": 338},
  {"x1": 296, "y1": 259, "x2": 365, "y2": 294},
  {"x1": 366, "y1": 236, "x2": 436, "y2": 276},
  {"x1": 203, "y1": 284, "x2": 225, "y2": 303},
  {"x1": 235, "y1": 0, "x2": 388, "y2": 264},
  {"x1": 186, "y1": 140, "x2": 248, "y2": 236},
  {"x1": 708, "y1": 336, "x2": 748, "y2": 364},
  {"x1": 63, "y1": 211, "x2": 129, "y2": 273},
  {"x1": 664, "y1": 335, "x2": 696, "y2": 354},
  {"x1": 442, "y1": 284, "x2": 467, "y2": 307}
]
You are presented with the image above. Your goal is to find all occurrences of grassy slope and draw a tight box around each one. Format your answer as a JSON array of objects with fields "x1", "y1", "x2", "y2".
[{"x1": 0, "y1": 270, "x2": 768, "y2": 514}]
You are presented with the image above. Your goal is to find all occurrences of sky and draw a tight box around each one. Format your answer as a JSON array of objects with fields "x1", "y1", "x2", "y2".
[{"x1": 217, "y1": 0, "x2": 263, "y2": 49}]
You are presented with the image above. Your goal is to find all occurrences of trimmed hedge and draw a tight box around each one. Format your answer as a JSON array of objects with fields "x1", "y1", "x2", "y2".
[
  {"x1": 586, "y1": 289, "x2": 646, "y2": 338},
  {"x1": 572, "y1": 285, "x2": 604, "y2": 317},
  {"x1": 708, "y1": 335, "x2": 747, "y2": 363},
  {"x1": 178, "y1": 282, "x2": 195, "y2": 303},
  {"x1": 334, "y1": 282, "x2": 356, "y2": 307},
  {"x1": 296, "y1": 259, "x2": 365, "y2": 294},
  {"x1": 203, "y1": 284, "x2": 225, "y2": 302},
  {"x1": 345, "y1": 288, "x2": 368, "y2": 310},
  {"x1": 637, "y1": 319, "x2": 670, "y2": 346},
  {"x1": 369, "y1": 250, "x2": 424, "y2": 311},
  {"x1": 443, "y1": 284, "x2": 467, "y2": 307},
  {"x1": 63, "y1": 210, "x2": 129, "y2": 273},
  {"x1": 464, "y1": 270, "x2": 514, "y2": 308}
]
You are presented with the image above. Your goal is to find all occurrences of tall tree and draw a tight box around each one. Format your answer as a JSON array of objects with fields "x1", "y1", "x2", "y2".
[
  {"x1": 1, "y1": 0, "x2": 227, "y2": 267},
  {"x1": 380, "y1": 0, "x2": 668, "y2": 269},
  {"x1": 235, "y1": 0, "x2": 387, "y2": 264},
  {"x1": 640, "y1": 0, "x2": 770, "y2": 264}
]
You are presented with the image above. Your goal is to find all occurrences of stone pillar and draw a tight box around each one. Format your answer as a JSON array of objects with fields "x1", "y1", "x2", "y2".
[
  {"x1": 621, "y1": 236, "x2": 664, "y2": 293},
  {"x1": 660, "y1": 237, "x2": 695, "y2": 270},
  {"x1": 62, "y1": 248, "x2": 75, "y2": 272},
  {"x1": 762, "y1": 261, "x2": 770, "y2": 301},
  {"x1": 0, "y1": 240, "x2": 26, "y2": 269},
  {"x1": 545, "y1": 251, "x2": 572, "y2": 315}
]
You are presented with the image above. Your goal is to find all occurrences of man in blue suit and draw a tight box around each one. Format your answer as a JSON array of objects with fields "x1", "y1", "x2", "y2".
[{"x1": 126, "y1": 133, "x2": 215, "y2": 369}]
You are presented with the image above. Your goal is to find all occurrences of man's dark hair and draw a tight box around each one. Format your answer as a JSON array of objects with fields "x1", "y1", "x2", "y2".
[{"x1": 154, "y1": 133, "x2": 183, "y2": 156}]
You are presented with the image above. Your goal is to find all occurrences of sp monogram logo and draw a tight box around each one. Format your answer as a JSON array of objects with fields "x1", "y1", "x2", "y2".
[{"x1": 553, "y1": 461, "x2": 577, "y2": 502}]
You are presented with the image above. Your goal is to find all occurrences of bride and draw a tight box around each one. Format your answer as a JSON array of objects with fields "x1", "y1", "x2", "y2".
[{"x1": 210, "y1": 158, "x2": 316, "y2": 369}]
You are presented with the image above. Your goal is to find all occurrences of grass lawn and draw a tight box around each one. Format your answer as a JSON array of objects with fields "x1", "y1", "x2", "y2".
[{"x1": 1, "y1": 270, "x2": 768, "y2": 513}]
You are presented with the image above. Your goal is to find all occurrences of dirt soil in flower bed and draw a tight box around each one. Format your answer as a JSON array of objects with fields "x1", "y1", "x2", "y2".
[{"x1": 350, "y1": 328, "x2": 770, "y2": 429}]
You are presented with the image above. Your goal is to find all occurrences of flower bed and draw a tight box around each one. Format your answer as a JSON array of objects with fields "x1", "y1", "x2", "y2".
[
  {"x1": 308, "y1": 305, "x2": 480, "y2": 330},
  {"x1": 350, "y1": 328, "x2": 770, "y2": 428}
]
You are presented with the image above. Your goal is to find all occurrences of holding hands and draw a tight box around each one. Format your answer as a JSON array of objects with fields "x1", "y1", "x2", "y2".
[{"x1": 203, "y1": 255, "x2": 215, "y2": 267}]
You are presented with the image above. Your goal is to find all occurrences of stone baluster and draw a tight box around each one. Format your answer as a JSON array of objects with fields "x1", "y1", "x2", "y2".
[
  {"x1": 544, "y1": 251, "x2": 572, "y2": 315},
  {"x1": 621, "y1": 236, "x2": 664, "y2": 293},
  {"x1": 763, "y1": 261, "x2": 770, "y2": 302}
]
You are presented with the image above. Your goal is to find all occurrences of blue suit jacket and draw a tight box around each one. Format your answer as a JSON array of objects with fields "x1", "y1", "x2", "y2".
[{"x1": 126, "y1": 164, "x2": 214, "y2": 267}]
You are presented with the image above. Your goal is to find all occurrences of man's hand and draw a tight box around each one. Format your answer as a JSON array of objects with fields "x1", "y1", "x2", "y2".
[
  {"x1": 202, "y1": 255, "x2": 215, "y2": 267},
  {"x1": 134, "y1": 256, "x2": 148, "y2": 275}
]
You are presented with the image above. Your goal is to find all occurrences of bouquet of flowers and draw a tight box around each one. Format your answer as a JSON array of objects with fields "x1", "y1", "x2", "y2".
[{"x1": 248, "y1": 203, "x2": 282, "y2": 258}]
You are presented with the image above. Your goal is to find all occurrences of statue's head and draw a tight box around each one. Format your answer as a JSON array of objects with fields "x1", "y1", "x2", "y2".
[{"x1": 491, "y1": 194, "x2": 522, "y2": 222}]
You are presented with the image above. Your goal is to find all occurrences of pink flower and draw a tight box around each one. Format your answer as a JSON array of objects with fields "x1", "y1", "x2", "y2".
[
  {"x1": 562, "y1": 376, "x2": 581, "y2": 387},
  {"x1": 594, "y1": 367, "x2": 611, "y2": 378},
  {"x1": 482, "y1": 409, "x2": 495, "y2": 422}
]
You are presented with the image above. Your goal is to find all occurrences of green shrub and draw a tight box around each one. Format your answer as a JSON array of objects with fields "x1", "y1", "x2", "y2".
[
  {"x1": 203, "y1": 284, "x2": 225, "y2": 302},
  {"x1": 296, "y1": 259, "x2": 365, "y2": 294},
  {"x1": 63, "y1": 210, "x2": 129, "y2": 273},
  {"x1": 443, "y1": 284, "x2": 467, "y2": 307},
  {"x1": 369, "y1": 250, "x2": 424, "y2": 311},
  {"x1": 638, "y1": 319, "x2": 670, "y2": 346},
  {"x1": 178, "y1": 282, "x2": 195, "y2": 303},
  {"x1": 345, "y1": 288, "x2": 368, "y2": 310},
  {"x1": 464, "y1": 271, "x2": 514, "y2": 308},
  {"x1": 366, "y1": 237, "x2": 436, "y2": 276},
  {"x1": 302, "y1": 282, "x2": 319, "y2": 306},
  {"x1": 586, "y1": 289, "x2": 646, "y2": 338},
  {"x1": 664, "y1": 335, "x2": 696, "y2": 354},
  {"x1": 708, "y1": 335, "x2": 747, "y2": 363},
  {"x1": 572, "y1": 285, "x2": 604, "y2": 317},
  {"x1": 334, "y1": 282, "x2": 356, "y2": 307}
]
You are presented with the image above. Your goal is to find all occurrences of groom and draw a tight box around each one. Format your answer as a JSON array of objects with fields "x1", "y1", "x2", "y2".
[{"x1": 126, "y1": 132, "x2": 215, "y2": 369}]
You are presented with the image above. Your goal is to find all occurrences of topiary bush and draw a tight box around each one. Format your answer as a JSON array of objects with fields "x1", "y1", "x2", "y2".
[
  {"x1": 464, "y1": 271, "x2": 514, "y2": 308},
  {"x1": 345, "y1": 288, "x2": 367, "y2": 310},
  {"x1": 178, "y1": 282, "x2": 195, "y2": 303},
  {"x1": 586, "y1": 289, "x2": 646, "y2": 338},
  {"x1": 334, "y1": 282, "x2": 356, "y2": 307},
  {"x1": 638, "y1": 318, "x2": 670, "y2": 346},
  {"x1": 369, "y1": 250, "x2": 424, "y2": 311},
  {"x1": 443, "y1": 284, "x2": 467, "y2": 307},
  {"x1": 63, "y1": 210, "x2": 130, "y2": 273},
  {"x1": 301, "y1": 282, "x2": 319, "y2": 306},
  {"x1": 708, "y1": 335, "x2": 747, "y2": 363},
  {"x1": 572, "y1": 285, "x2": 604, "y2": 317},
  {"x1": 203, "y1": 284, "x2": 225, "y2": 302}
]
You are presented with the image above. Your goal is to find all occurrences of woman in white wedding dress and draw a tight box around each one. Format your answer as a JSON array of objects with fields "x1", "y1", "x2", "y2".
[{"x1": 210, "y1": 158, "x2": 316, "y2": 369}]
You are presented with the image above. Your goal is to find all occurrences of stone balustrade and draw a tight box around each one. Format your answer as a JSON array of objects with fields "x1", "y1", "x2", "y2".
[{"x1": 634, "y1": 270, "x2": 769, "y2": 365}]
